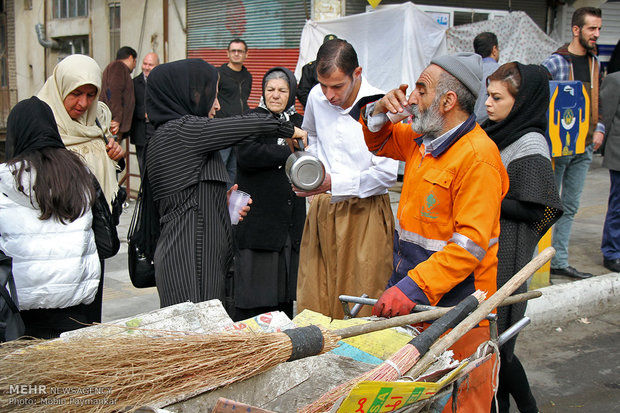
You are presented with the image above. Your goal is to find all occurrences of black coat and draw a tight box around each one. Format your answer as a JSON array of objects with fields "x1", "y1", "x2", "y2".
[
  {"x1": 296, "y1": 61, "x2": 318, "y2": 108},
  {"x1": 215, "y1": 64, "x2": 252, "y2": 118},
  {"x1": 129, "y1": 73, "x2": 155, "y2": 146},
  {"x1": 235, "y1": 108, "x2": 305, "y2": 252}
]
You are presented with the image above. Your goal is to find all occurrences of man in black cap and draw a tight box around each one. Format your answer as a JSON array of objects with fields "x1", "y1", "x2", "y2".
[
  {"x1": 359, "y1": 53, "x2": 509, "y2": 412},
  {"x1": 296, "y1": 34, "x2": 338, "y2": 108}
]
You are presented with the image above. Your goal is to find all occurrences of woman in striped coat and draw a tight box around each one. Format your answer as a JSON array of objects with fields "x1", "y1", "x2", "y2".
[{"x1": 145, "y1": 59, "x2": 304, "y2": 308}]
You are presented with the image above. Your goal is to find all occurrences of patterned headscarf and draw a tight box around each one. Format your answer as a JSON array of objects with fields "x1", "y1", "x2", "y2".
[{"x1": 38, "y1": 54, "x2": 118, "y2": 206}]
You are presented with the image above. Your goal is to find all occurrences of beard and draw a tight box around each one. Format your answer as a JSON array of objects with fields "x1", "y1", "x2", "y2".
[
  {"x1": 578, "y1": 29, "x2": 596, "y2": 51},
  {"x1": 410, "y1": 95, "x2": 445, "y2": 138}
]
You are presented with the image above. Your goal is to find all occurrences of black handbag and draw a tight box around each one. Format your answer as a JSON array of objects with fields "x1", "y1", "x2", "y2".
[
  {"x1": 0, "y1": 251, "x2": 25, "y2": 342},
  {"x1": 95, "y1": 117, "x2": 127, "y2": 227},
  {"x1": 127, "y1": 179, "x2": 157, "y2": 288},
  {"x1": 111, "y1": 186, "x2": 127, "y2": 227},
  {"x1": 92, "y1": 177, "x2": 121, "y2": 260}
]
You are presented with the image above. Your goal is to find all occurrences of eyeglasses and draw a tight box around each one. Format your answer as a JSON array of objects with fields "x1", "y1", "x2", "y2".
[{"x1": 229, "y1": 49, "x2": 246, "y2": 54}]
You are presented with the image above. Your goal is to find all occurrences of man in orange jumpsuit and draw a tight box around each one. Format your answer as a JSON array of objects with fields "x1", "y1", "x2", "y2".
[{"x1": 359, "y1": 53, "x2": 509, "y2": 412}]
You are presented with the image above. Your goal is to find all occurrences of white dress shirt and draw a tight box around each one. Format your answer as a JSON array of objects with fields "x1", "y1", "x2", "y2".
[{"x1": 302, "y1": 76, "x2": 399, "y2": 202}]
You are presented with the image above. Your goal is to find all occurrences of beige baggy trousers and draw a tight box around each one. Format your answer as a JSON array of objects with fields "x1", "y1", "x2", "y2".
[{"x1": 296, "y1": 193, "x2": 394, "y2": 319}]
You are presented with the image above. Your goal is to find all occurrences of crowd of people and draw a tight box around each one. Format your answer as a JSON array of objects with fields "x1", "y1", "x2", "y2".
[{"x1": 1, "y1": 5, "x2": 618, "y2": 413}]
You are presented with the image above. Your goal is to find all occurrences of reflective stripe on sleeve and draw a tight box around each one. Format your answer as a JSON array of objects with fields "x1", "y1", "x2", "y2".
[{"x1": 449, "y1": 232, "x2": 486, "y2": 261}]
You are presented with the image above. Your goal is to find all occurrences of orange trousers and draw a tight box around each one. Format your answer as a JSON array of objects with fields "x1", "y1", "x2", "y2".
[{"x1": 440, "y1": 326, "x2": 496, "y2": 413}]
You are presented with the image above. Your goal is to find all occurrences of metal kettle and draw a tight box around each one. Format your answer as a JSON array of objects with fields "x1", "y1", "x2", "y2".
[{"x1": 285, "y1": 139, "x2": 325, "y2": 191}]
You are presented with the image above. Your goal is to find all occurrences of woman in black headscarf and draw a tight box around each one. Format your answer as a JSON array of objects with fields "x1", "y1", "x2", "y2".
[
  {"x1": 0, "y1": 97, "x2": 116, "y2": 338},
  {"x1": 145, "y1": 59, "x2": 305, "y2": 308},
  {"x1": 232, "y1": 67, "x2": 306, "y2": 321},
  {"x1": 482, "y1": 63, "x2": 563, "y2": 413}
]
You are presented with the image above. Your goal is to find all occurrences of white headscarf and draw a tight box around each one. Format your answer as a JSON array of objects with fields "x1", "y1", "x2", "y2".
[{"x1": 37, "y1": 54, "x2": 118, "y2": 206}]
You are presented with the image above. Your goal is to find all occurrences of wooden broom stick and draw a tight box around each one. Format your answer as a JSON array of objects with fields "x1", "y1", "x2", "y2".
[
  {"x1": 405, "y1": 246, "x2": 554, "y2": 380},
  {"x1": 334, "y1": 290, "x2": 541, "y2": 339}
]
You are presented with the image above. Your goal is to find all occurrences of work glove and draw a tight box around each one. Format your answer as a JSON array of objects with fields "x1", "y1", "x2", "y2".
[{"x1": 372, "y1": 285, "x2": 416, "y2": 318}]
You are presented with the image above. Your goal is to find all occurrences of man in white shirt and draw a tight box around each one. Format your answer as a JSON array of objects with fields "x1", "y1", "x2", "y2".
[{"x1": 295, "y1": 39, "x2": 399, "y2": 318}]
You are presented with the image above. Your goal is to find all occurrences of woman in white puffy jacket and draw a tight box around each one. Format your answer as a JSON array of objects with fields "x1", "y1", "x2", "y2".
[{"x1": 0, "y1": 97, "x2": 116, "y2": 338}]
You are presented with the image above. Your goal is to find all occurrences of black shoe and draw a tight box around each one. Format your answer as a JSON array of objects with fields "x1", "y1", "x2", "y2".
[
  {"x1": 603, "y1": 258, "x2": 620, "y2": 273},
  {"x1": 550, "y1": 266, "x2": 593, "y2": 279}
]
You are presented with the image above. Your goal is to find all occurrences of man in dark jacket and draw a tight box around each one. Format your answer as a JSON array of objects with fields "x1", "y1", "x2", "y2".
[
  {"x1": 129, "y1": 52, "x2": 159, "y2": 176},
  {"x1": 216, "y1": 38, "x2": 252, "y2": 188},
  {"x1": 100, "y1": 46, "x2": 137, "y2": 140}
]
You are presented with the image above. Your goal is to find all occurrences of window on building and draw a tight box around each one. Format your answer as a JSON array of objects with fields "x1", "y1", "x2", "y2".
[
  {"x1": 454, "y1": 11, "x2": 490, "y2": 26},
  {"x1": 109, "y1": 2, "x2": 120, "y2": 61},
  {"x1": 58, "y1": 35, "x2": 89, "y2": 56},
  {"x1": 52, "y1": 0, "x2": 88, "y2": 19}
]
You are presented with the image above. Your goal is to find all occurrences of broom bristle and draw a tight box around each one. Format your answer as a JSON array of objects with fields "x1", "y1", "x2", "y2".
[
  {"x1": 0, "y1": 328, "x2": 340, "y2": 412},
  {"x1": 299, "y1": 344, "x2": 420, "y2": 413},
  {"x1": 473, "y1": 289, "x2": 487, "y2": 302}
]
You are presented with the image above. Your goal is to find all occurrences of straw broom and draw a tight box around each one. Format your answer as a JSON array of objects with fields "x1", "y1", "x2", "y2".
[
  {"x1": 0, "y1": 326, "x2": 340, "y2": 412},
  {"x1": 300, "y1": 246, "x2": 555, "y2": 413}
]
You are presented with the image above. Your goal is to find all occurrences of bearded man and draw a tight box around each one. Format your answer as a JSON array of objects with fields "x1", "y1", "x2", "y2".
[
  {"x1": 358, "y1": 52, "x2": 509, "y2": 412},
  {"x1": 542, "y1": 7, "x2": 605, "y2": 279}
]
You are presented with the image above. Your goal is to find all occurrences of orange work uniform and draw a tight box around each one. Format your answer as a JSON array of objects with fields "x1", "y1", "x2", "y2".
[{"x1": 362, "y1": 114, "x2": 509, "y2": 411}]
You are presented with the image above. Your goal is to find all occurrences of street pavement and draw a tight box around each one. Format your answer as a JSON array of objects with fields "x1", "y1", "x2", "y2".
[{"x1": 517, "y1": 307, "x2": 620, "y2": 413}]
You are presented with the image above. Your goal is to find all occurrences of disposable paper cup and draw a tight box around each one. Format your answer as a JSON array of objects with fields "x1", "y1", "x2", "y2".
[
  {"x1": 228, "y1": 190, "x2": 251, "y2": 225},
  {"x1": 386, "y1": 105, "x2": 414, "y2": 123}
]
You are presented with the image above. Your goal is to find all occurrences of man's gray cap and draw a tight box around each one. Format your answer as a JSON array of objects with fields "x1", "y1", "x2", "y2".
[{"x1": 430, "y1": 52, "x2": 483, "y2": 98}]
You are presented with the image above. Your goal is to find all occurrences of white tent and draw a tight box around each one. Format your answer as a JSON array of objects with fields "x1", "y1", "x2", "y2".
[
  {"x1": 296, "y1": 2, "x2": 447, "y2": 93},
  {"x1": 446, "y1": 11, "x2": 562, "y2": 65},
  {"x1": 297, "y1": 5, "x2": 563, "y2": 94}
]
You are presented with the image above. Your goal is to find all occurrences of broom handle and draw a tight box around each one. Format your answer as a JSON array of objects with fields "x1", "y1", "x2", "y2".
[
  {"x1": 405, "y1": 246, "x2": 555, "y2": 379},
  {"x1": 334, "y1": 290, "x2": 541, "y2": 339}
]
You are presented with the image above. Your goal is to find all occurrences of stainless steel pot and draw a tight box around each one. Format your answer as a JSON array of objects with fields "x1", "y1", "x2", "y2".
[{"x1": 285, "y1": 139, "x2": 325, "y2": 191}]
